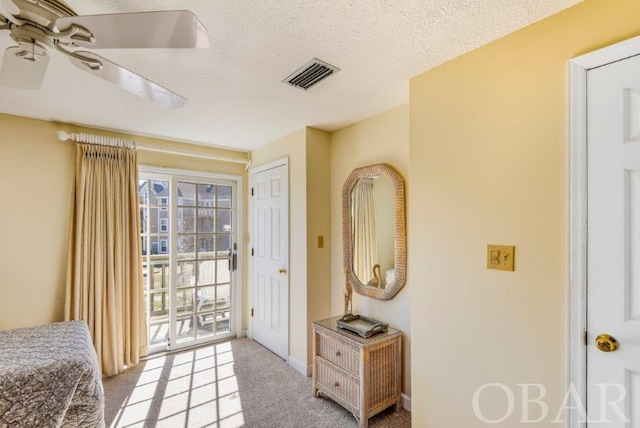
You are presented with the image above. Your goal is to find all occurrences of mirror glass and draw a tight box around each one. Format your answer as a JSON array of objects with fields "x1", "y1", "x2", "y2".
[
  {"x1": 351, "y1": 175, "x2": 395, "y2": 288},
  {"x1": 343, "y1": 163, "x2": 406, "y2": 301}
]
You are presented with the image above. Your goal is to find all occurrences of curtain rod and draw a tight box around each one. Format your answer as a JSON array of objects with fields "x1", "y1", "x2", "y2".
[{"x1": 57, "y1": 131, "x2": 252, "y2": 170}]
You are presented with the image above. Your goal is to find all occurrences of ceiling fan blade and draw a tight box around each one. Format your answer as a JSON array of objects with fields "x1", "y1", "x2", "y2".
[
  {"x1": 0, "y1": 46, "x2": 50, "y2": 89},
  {"x1": 56, "y1": 11, "x2": 210, "y2": 49},
  {"x1": 0, "y1": 0, "x2": 21, "y2": 25},
  {"x1": 69, "y1": 51, "x2": 187, "y2": 109},
  {"x1": 0, "y1": 0, "x2": 20, "y2": 16}
]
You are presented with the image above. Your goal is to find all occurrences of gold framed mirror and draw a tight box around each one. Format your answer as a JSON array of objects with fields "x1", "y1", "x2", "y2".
[{"x1": 342, "y1": 163, "x2": 406, "y2": 300}]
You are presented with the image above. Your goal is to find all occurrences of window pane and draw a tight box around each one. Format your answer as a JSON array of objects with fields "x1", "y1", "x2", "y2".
[
  {"x1": 216, "y1": 209, "x2": 232, "y2": 233},
  {"x1": 217, "y1": 186, "x2": 232, "y2": 208},
  {"x1": 216, "y1": 283, "x2": 231, "y2": 334},
  {"x1": 178, "y1": 208, "x2": 195, "y2": 233},
  {"x1": 151, "y1": 291, "x2": 169, "y2": 313},
  {"x1": 177, "y1": 235, "x2": 195, "y2": 259},
  {"x1": 198, "y1": 260, "x2": 215, "y2": 286},
  {"x1": 197, "y1": 209, "x2": 215, "y2": 233},
  {"x1": 149, "y1": 316, "x2": 169, "y2": 347},
  {"x1": 139, "y1": 179, "x2": 148, "y2": 205},
  {"x1": 177, "y1": 182, "x2": 196, "y2": 206},
  {"x1": 148, "y1": 208, "x2": 169, "y2": 234},
  {"x1": 177, "y1": 288, "x2": 195, "y2": 315},
  {"x1": 217, "y1": 284, "x2": 231, "y2": 309},
  {"x1": 141, "y1": 236, "x2": 148, "y2": 256},
  {"x1": 216, "y1": 259, "x2": 230, "y2": 284},
  {"x1": 176, "y1": 316, "x2": 194, "y2": 343},
  {"x1": 216, "y1": 234, "x2": 231, "y2": 254},
  {"x1": 177, "y1": 261, "x2": 195, "y2": 288},
  {"x1": 196, "y1": 286, "x2": 215, "y2": 313},
  {"x1": 197, "y1": 317, "x2": 215, "y2": 338},
  {"x1": 198, "y1": 235, "x2": 215, "y2": 258},
  {"x1": 142, "y1": 262, "x2": 149, "y2": 288},
  {"x1": 216, "y1": 311, "x2": 231, "y2": 334},
  {"x1": 149, "y1": 181, "x2": 169, "y2": 205},
  {"x1": 198, "y1": 184, "x2": 215, "y2": 207},
  {"x1": 149, "y1": 235, "x2": 169, "y2": 255},
  {"x1": 151, "y1": 263, "x2": 169, "y2": 289},
  {"x1": 140, "y1": 207, "x2": 148, "y2": 234}
]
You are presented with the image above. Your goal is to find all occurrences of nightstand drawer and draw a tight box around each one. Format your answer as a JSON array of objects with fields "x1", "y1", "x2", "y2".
[
  {"x1": 316, "y1": 359, "x2": 360, "y2": 410},
  {"x1": 317, "y1": 332, "x2": 360, "y2": 374}
]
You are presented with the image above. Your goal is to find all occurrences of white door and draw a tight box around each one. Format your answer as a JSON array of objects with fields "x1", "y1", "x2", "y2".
[
  {"x1": 251, "y1": 162, "x2": 289, "y2": 360},
  {"x1": 587, "y1": 54, "x2": 640, "y2": 425}
]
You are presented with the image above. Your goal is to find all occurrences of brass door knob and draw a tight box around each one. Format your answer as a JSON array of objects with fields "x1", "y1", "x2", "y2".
[
  {"x1": 279, "y1": 268, "x2": 287, "y2": 274},
  {"x1": 595, "y1": 334, "x2": 619, "y2": 352}
]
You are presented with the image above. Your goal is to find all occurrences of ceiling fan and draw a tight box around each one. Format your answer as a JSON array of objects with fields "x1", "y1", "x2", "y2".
[{"x1": 0, "y1": 0, "x2": 209, "y2": 108}]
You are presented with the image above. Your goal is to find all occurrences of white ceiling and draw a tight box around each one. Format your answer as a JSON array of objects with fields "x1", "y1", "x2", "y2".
[{"x1": 0, "y1": 0, "x2": 582, "y2": 151}]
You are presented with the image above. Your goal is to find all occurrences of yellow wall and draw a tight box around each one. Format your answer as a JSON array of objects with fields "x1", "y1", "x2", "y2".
[
  {"x1": 330, "y1": 104, "x2": 411, "y2": 396},
  {"x1": 250, "y1": 127, "x2": 333, "y2": 368},
  {"x1": 0, "y1": 116, "x2": 74, "y2": 329},
  {"x1": 0, "y1": 113, "x2": 248, "y2": 330},
  {"x1": 305, "y1": 128, "x2": 332, "y2": 361},
  {"x1": 409, "y1": 0, "x2": 640, "y2": 425}
]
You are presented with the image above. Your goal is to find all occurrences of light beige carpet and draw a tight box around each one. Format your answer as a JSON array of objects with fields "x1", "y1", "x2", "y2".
[{"x1": 103, "y1": 337, "x2": 410, "y2": 428}]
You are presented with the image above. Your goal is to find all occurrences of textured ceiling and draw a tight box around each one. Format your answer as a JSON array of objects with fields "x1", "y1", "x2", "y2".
[{"x1": 0, "y1": 0, "x2": 582, "y2": 150}]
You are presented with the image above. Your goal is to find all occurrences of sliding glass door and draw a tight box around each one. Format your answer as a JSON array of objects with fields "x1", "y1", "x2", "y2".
[{"x1": 139, "y1": 171, "x2": 239, "y2": 352}]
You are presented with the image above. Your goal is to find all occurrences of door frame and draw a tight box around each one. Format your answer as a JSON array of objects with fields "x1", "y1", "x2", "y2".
[
  {"x1": 139, "y1": 165, "x2": 245, "y2": 351},
  {"x1": 247, "y1": 156, "x2": 289, "y2": 352},
  {"x1": 568, "y1": 35, "x2": 640, "y2": 428}
]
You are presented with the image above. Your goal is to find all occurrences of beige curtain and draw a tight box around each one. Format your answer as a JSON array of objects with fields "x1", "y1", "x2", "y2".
[
  {"x1": 352, "y1": 178, "x2": 378, "y2": 283},
  {"x1": 65, "y1": 143, "x2": 148, "y2": 377}
]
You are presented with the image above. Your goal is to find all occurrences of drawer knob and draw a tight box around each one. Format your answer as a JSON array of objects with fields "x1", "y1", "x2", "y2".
[
  {"x1": 335, "y1": 351, "x2": 341, "y2": 357},
  {"x1": 334, "y1": 381, "x2": 340, "y2": 387}
]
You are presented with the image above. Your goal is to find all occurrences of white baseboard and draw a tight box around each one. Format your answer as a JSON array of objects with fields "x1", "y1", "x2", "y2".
[
  {"x1": 288, "y1": 355, "x2": 312, "y2": 377},
  {"x1": 237, "y1": 329, "x2": 247, "y2": 338},
  {"x1": 401, "y1": 393, "x2": 411, "y2": 412}
]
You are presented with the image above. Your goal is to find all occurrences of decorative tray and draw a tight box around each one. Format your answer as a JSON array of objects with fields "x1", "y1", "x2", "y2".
[{"x1": 337, "y1": 314, "x2": 388, "y2": 338}]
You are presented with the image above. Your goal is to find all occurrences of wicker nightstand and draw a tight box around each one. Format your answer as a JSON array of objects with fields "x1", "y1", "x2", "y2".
[{"x1": 312, "y1": 316, "x2": 402, "y2": 428}]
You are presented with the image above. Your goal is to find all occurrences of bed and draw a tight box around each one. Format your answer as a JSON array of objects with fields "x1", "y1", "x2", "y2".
[{"x1": 0, "y1": 321, "x2": 105, "y2": 427}]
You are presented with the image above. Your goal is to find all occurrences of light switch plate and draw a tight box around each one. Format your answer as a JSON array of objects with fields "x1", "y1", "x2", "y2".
[{"x1": 486, "y1": 245, "x2": 515, "y2": 271}]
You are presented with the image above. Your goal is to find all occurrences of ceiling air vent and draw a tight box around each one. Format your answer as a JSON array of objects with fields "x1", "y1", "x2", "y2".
[{"x1": 283, "y1": 58, "x2": 340, "y2": 90}]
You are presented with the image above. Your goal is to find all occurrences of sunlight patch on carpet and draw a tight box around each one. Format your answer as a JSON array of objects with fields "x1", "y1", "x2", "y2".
[{"x1": 109, "y1": 341, "x2": 244, "y2": 427}]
